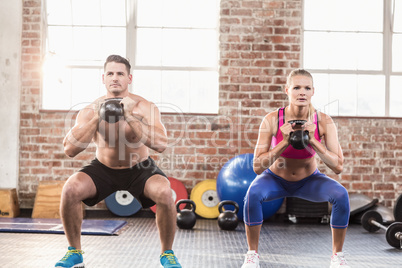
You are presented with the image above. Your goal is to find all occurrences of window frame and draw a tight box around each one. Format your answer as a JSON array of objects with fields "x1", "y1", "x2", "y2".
[
  {"x1": 301, "y1": 0, "x2": 402, "y2": 118},
  {"x1": 42, "y1": 0, "x2": 220, "y2": 114}
]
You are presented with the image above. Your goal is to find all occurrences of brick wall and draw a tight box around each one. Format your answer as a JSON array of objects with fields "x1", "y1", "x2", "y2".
[{"x1": 19, "y1": 0, "x2": 402, "y2": 209}]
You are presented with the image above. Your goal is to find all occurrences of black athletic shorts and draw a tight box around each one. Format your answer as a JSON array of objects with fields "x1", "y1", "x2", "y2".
[{"x1": 80, "y1": 157, "x2": 167, "y2": 208}]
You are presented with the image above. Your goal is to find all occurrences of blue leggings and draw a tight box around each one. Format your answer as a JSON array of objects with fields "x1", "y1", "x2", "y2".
[{"x1": 243, "y1": 169, "x2": 350, "y2": 229}]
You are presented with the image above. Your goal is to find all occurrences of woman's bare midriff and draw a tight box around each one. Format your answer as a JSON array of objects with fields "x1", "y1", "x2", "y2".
[{"x1": 269, "y1": 156, "x2": 317, "y2": 181}]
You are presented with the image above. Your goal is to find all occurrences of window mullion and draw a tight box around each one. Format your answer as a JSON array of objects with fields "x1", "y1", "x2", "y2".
[
  {"x1": 126, "y1": 0, "x2": 136, "y2": 68},
  {"x1": 384, "y1": 0, "x2": 392, "y2": 117}
]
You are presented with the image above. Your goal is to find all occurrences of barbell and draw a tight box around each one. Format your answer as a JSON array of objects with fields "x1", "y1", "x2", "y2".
[{"x1": 361, "y1": 210, "x2": 402, "y2": 249}]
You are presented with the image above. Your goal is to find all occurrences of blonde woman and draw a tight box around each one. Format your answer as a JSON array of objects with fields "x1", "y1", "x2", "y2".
[{"x1": 242, "y1": 69, "x2": 350, "y2": 268}]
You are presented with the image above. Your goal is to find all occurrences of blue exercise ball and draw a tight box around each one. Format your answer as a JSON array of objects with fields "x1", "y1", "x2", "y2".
[{"x1": 217, "y1": 153, "x2": 284, "y2": 221}]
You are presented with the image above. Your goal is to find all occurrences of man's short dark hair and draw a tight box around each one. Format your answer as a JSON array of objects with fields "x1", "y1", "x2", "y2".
[{"x1": 104, "y1": 55, "x2": 131, "y2": 74}]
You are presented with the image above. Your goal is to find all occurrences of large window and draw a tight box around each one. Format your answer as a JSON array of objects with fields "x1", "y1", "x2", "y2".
[
  {"x1": 43, "y1": 0, "x2": 219, "y2": 114},
  {"x1": 303, "y1": 0, "x2": 402, "y2": 117}
]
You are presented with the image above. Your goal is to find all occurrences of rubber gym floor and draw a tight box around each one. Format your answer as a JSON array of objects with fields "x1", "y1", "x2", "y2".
[{"x1": 0, "y1": 210, "x2": 400, "y2": 268}]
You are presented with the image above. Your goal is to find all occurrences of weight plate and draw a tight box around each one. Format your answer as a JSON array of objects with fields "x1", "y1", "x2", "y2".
[
  {"x1": 201, "y1": 190, "x2": 219, "y2": 208},
  {"x1": 372, "y1": 204, "x2": 395, "y2": 224},
  {"x1": 394, "y1": 194, "x2": 402, "y2": 222},
  {"x1": 190, "y1": 179, "x2": 220, "y2": 219},
  {"x1": 105, "y1": 191, "x2": 142, "y2": 217},
  {"x1": 361, "y1": 210, "x2": 382, "y2": 233},
  {"x1": 150, "y1": 177, "x2": 188, "y2": 213},
  {"x1": 115, "y1": 191, "x2": 134, "y2": 205},
  {"x1": 386, "y1": 222, "x2": 402, "y2": 249},
  {"x1": 349, "y1": 193, "x2": 379, "y2": 216}
]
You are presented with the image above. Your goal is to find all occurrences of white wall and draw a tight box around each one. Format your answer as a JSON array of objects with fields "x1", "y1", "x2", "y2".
[{"x1": 0, "y1": 1, "x2": 22, "y2": 188}]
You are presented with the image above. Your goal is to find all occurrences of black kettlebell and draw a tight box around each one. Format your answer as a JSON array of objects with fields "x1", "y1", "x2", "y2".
[
  {"x1": 218, "y1": 200, "x2": 239, "y2": 231},
  {"x1": 176, "y1": 199, "x2": 197, "y2": 229},
  {"x1": 288, "y1": 120, "x2": 310, "y2": 150},
  {"x1": 99, "y1": 98, "x2": 124, "y2": 123}
]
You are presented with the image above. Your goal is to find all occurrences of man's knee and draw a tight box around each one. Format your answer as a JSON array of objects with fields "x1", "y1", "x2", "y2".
[
  {"x1": 62, "y1": 173, "x2": 94, "y2": 202},
  {"x1": 145, "y1": 175, "x2": 174, "y2": 206},
  {"x1": 152, "y1": 182, "x2": 174, "y2": 206},
  {"x1": 155, "y1": 186, "x2": 175, "y2": 207}
]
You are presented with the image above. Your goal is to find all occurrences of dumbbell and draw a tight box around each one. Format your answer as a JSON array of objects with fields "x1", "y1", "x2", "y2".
[{"x1": 361, "y1": 210, "x2": 402, "y2": 249}]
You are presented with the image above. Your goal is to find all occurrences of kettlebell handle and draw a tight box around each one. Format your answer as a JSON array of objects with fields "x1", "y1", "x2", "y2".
[
  {"x1": 102, "y1": 97, "x2": 123, "y2": 105},
  {"x1": 176, "y1": 199, "x2": 196, "y2": 213},
  {"x1": 288, "y1": 120, "x2": 309, "y2": 139},
  {"x1": 218, "y1": 200, "x2": 239, "y2": 214},
  {"x1": 289, "y1": 129, "x2": 309, "y2": 137},
  {"x1": 100, "y1": 98, "x2": 123, "y2": 111},
  {"x1": 288, "y1": 120, "x2": 307, "y2": 125}
]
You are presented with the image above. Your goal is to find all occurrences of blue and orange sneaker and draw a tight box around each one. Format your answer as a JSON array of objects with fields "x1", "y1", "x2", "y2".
[
  {"x1": 160, "y1": 250, "x2": 182, "y2": 268},
  {"x1": 55, "y1": 246, "x2": 85, "y2": 268}
]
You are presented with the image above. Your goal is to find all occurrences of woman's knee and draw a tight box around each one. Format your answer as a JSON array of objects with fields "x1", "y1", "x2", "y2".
[
  {"x1": 245, "y1": 184, "x2": 266, "y2": 205},
  {"x1": 244, "y1": 188, "x2": 265, "y2": 219},
  {"x1": 243, "y1": 187, "x2": 265, "y2": 224},
  {"x1": 332, "y1": 185, "x2": 350, "y2": 213}
]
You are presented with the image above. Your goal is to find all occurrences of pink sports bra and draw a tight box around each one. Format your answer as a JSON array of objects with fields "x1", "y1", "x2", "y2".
[{"x1": 271, "y1": 107, "x2": 321, "y2": 159}]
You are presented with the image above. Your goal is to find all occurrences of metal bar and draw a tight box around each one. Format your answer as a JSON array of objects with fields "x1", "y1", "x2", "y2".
[{"x1": 371, "y1": 220, "x2": 388, "y2": 231}]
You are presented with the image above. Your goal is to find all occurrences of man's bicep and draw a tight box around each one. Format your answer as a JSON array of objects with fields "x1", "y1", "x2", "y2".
[
  {"x1": 141, "y1": 102, "x2": 165, "y2": 128},
  {"x1": 74, "y1": 106, "x2": 96, "y2": 129}
]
